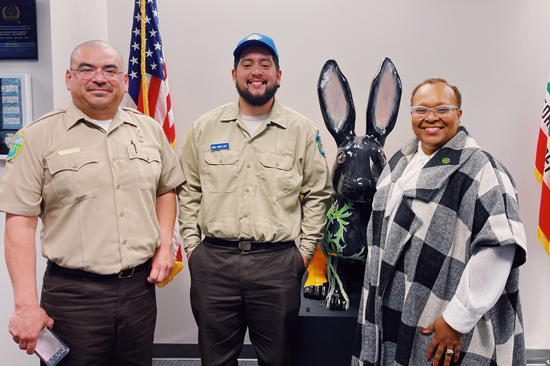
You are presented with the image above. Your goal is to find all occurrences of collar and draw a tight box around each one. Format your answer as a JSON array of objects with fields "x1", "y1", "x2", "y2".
[
  {"x1": 220, "y1": 99, "x2": 288, "y2": 129},
  {"x1": 64, "y1": 103, "x2": 137, "y2": 131},
  {"x1": 393, "y1": 127, "x2": 481, "y2": 202}
]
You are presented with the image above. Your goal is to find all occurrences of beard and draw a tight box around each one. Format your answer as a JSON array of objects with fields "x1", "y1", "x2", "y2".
[{"x1": 235, "y1": 79, "x2": 279, "y2": 107}]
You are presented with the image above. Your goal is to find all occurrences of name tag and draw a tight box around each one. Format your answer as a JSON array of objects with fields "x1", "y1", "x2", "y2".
[
  {"x1": 59, "y1": 148, "x2": 80, "y2": 155},
  {"x1": 211, "y1": 143, "x2": 229, "y2": 151}
]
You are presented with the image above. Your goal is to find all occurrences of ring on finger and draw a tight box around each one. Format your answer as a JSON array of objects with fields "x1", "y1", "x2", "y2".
[{"x1": 445, "y1": 348, "x2": 455, "y2": 355}]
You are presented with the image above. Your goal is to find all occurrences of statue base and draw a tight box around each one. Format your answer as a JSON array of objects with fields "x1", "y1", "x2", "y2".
[{"x1": 291, "y1": 271, "x2": 363, "y2": 365}]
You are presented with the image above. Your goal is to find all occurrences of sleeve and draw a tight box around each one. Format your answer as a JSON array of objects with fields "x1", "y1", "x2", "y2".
[
  {"x1": 442, "y1": 245, "x2": 516, "y2": 333},
  {"x1": 469, "y1": 158, "x2": 527, "y2": 265},
  {"x1": 299, "y1": 129, "x2": 333, "y2": 259},
  {"x1": 443, "y1": 155, "x2": 527, "y2": 333},
  {"x1": 0, "y1": 129, "x2": 45, "y2": 216},
  {"x1": 156, "y1": 124, "x2": 185, "y2": 196},
  {"x1": 177, "y1": 125, "x2": 203, "y2": 253}
]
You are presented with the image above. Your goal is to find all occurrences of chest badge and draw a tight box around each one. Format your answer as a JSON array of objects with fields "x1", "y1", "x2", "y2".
[{"x1": 135, "y1": 128, "x2": 144, "y2": 142}]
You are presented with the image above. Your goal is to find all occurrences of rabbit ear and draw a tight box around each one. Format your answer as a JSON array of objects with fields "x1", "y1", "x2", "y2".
[
  {"x1": 366, "y1": 58, "x2": 402, "y2": 147},
  {"x1": 318, "y1": 59, "x2": 356, "y2": 146}
]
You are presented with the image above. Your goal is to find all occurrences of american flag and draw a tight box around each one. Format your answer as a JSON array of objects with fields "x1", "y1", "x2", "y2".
[
  {"x1": 535, "y1": 73, "x2": 550, "y2": 263},
  {"x1": 128, "y1": 0, "x2": 184, "y2": 276},
  {"x1": 128, "y1": 0, "x2": 175, "y2": 147}
]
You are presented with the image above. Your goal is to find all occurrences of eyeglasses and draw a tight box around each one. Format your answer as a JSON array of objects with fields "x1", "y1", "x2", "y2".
[
  {"x1": 410, "y1": 105, "x2": 459, "y2": 118},
  {"x1": 70, "y1": 67, "x2": 124, "y2": 81}
]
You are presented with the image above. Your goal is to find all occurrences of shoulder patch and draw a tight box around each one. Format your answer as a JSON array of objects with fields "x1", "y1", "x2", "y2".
[
  {"x1": 6, "y1": 133, "x2": 25, "y2": 161},
  {"x1": 315, "y1": 132, "x2": 326, "y2": 158}
]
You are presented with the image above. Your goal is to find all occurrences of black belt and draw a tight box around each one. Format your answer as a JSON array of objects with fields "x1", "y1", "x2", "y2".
[
  {"x1": 47, "y1": 259, "x2": 151, "y2": 280},
  {"x1": 206, "y1": 237, "x2": 294, "y2": 251}
]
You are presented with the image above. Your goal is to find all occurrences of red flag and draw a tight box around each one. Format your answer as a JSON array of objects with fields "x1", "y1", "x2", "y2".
[{"x1": 535, "y1": 74, "x2": 550, "y2": 261}]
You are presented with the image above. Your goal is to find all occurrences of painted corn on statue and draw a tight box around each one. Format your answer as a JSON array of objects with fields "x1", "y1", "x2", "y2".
[{"x1": 304, "y1": 58, "x2": 402, "y2": 310}]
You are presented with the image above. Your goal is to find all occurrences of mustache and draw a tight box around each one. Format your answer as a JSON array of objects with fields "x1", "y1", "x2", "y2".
[
  {"x1": 246, "y1": 78, "x2": 267, "y2": 84},
  {"x1": 86, "y1": 83, "x2": 113, "y2": 92}
]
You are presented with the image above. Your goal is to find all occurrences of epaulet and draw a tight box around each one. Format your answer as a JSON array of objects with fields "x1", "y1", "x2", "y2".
[
  {"x1": 26, "y1": 109, "x2": 66, "y2": 127},
  {"x1": 121, "y1": 106, "x2": 144, "y2": 115}
]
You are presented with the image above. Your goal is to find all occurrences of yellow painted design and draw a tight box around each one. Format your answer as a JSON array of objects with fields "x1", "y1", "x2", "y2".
[
  {"x1": 304, "y1": 245, "x2": 328, "y2": 287},
  {"x1": 156, "y1": 260, "x2": 184, "y2": 288}
]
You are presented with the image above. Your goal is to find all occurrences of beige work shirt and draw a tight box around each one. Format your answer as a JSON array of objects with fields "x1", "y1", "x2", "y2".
[
  {"x1": 178, "y1": 99, "x2": 332, "y2": 259},
  {"x1": 0, "y1": 103, "x2": 185, "y2": 274}
]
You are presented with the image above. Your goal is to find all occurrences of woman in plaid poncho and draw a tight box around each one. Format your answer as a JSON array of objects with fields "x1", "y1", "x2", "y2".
[{"x1": 353, "y1": 79, "x2": 527, "y2": 366}]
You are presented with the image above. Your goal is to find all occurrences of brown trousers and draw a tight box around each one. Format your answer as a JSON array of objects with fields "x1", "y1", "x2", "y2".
[
  {"x1": 40, "y1": 261, "x2": 156, "y2": 366},
  {"x1": 189, "y1": 238, "x2": 306, "y2": 366}
]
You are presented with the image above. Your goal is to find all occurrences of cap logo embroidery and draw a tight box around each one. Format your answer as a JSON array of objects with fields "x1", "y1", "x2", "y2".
[
  {"x1": 247, "y1": 34, "x2": 262, "y2": 41},
  {"x1": 442, "y1": 157, "x2": 450, "y2": 164}
]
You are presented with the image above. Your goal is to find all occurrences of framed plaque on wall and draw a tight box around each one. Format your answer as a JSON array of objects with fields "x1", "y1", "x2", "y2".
[
  {"x1": 0, "y1": 74, "x2": 32, "y2": 159},
  {"x1": 0, "y1": 0, "x2": 37, "y2": 60}
]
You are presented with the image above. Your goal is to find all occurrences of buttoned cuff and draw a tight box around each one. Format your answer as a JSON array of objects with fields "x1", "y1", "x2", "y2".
[
  {"x1": 298, "y1": 239, "x2": 318, "y2": 260},
  {"x1": 183, "y1": 240, "x2": 201, "y2": 255},
  {"x1": 442, "y1": 296, "x2": 483, "y2": 334}
]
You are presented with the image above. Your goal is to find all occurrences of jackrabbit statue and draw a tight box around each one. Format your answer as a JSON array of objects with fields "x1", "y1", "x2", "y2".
[{"x1": 304, "y1": 58, "x2": 401, "y2": 311}]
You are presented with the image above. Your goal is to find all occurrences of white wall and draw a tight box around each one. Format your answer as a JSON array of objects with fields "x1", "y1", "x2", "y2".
[
  {"x1": 2, "y1": 1, "x2": 550, "y2": 364},
  {"x1": 106, "y1": 0, "x2": 550, "y2": 348}
]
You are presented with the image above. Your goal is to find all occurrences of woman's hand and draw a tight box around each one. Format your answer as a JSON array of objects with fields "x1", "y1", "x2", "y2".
[{"x1": 422, "y1": 316, "x2": 463, "y2": 365}]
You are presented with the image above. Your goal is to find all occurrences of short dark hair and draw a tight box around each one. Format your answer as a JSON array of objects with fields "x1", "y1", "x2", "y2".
[
  {"x1": 233, "y1": 50, "x2": 280, "y2": 72},
  {"x1": 411, "y1": 78, "x2": 462, "y2": 108}
]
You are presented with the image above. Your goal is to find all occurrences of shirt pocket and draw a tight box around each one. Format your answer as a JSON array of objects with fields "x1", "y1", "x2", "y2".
[
  {"x1": 203, "y1": 150, "x2": 240, "y2": 193},
  {"x1": 258, "y1": 152, "x2": 294, "y2": 197},
  {"x1": 46, "y1": 150, "x2": 101, "y2": 204},
  {"x1": 127, "y1": 145, "x2": 162, "y2": 191}
]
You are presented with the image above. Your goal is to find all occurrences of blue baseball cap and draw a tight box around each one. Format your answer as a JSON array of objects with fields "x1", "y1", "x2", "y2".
[{"x1": 233, "y1": 33, "x2": 279, "y2": 61}]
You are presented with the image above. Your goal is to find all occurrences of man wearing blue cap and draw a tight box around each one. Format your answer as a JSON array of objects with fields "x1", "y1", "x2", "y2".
[{"x1": 178, "y1": 33, "x2": 332, "y2": 365}]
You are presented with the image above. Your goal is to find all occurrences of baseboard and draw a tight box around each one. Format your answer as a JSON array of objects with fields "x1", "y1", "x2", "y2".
[{"x1": 154, "y1": 344, "x2": 548, "y2": 364}]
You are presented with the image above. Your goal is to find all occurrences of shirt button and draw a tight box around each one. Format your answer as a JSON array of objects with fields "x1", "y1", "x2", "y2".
[
  {"x1": 245, "y1": 188, "x2": 249, "y2": 193},
  {"x1": 72, "y1": 163, "x2": 78, "y2": 169},
  {"x1": 248, "y1": 141, "x2": 252, "y2": 144},
  {"x1": 275, "y1": 162, "x2": 279, "y2": 167},
  {"x1": 123, "y1": 239, "x2": 127, "y2": 244},
  {"x1": 116, "y1": 185, "x2": 121, "y2": 189},
  {"x1": 112, "y1": 158, "x2": 116, "y2": 162},
  {"x1": 247, "y1": 164, "x2": 251, "y2": 168},
  {"x1": 219, "y1": 159, "x2": 222, "y2": 163},
  {"x1": 244, "y1": 213, "x2": 248, "y2": 218},
  {"x1": 120, "y1": 212, "x2": 124, "y2": 217}
]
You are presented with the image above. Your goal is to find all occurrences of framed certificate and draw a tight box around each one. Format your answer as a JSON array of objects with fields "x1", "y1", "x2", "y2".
[
  {"x1": 0, "y1": 0, "x2": 38, "y2": 60},
  {"x1": 0, "y1": 73, "x2": 32, "y2": 159}
]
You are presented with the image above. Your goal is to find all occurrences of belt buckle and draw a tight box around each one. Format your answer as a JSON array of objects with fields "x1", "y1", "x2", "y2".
[
  {"x1": 118, "y1": 267, "x2": 135, "y2": 279},
  {"x1": 238, "y1": 241, "x2": 252, "y2": 251}
]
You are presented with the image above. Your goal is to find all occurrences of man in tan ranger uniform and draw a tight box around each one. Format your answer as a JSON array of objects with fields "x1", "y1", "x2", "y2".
[
  {"x1": 0, "y1": 41, "x2": 184, "y2": 366},
  {"x1": 178, "y1": 33, "x2": 332, "y2": 366}
]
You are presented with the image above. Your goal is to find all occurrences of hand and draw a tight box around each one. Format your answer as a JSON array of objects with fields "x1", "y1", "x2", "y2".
[
  {"x1": 422, "y1": 316, "x2": 463, "y2": 365},
  {"x1": 301, "y1": 252, "x2": 310, "y2": 269},
  {"x1": 148, "y1": 244, "x2": 174, "y2": 283},
  {"x1": 9, "y1": 305, "x2": 54, "y2": 354}
]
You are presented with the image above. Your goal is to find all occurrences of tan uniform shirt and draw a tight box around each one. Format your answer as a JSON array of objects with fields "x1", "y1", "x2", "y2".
[
  {"x1": 0, "y1": 103, "x2": 185, "y2": 274},
  {"x1": 178, "y1": 99, "x2": 332, "y2": 259}
]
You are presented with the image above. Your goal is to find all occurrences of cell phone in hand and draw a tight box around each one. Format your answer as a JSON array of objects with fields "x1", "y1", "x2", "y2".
[{"x1": 34, "y1": 327, "x2": 70, "y2": 366}]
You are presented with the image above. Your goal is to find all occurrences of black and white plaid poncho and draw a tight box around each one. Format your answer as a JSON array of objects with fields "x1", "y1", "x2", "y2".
[{"x1": 352, "y1": 128, "x2": 527, "y2": 366}]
